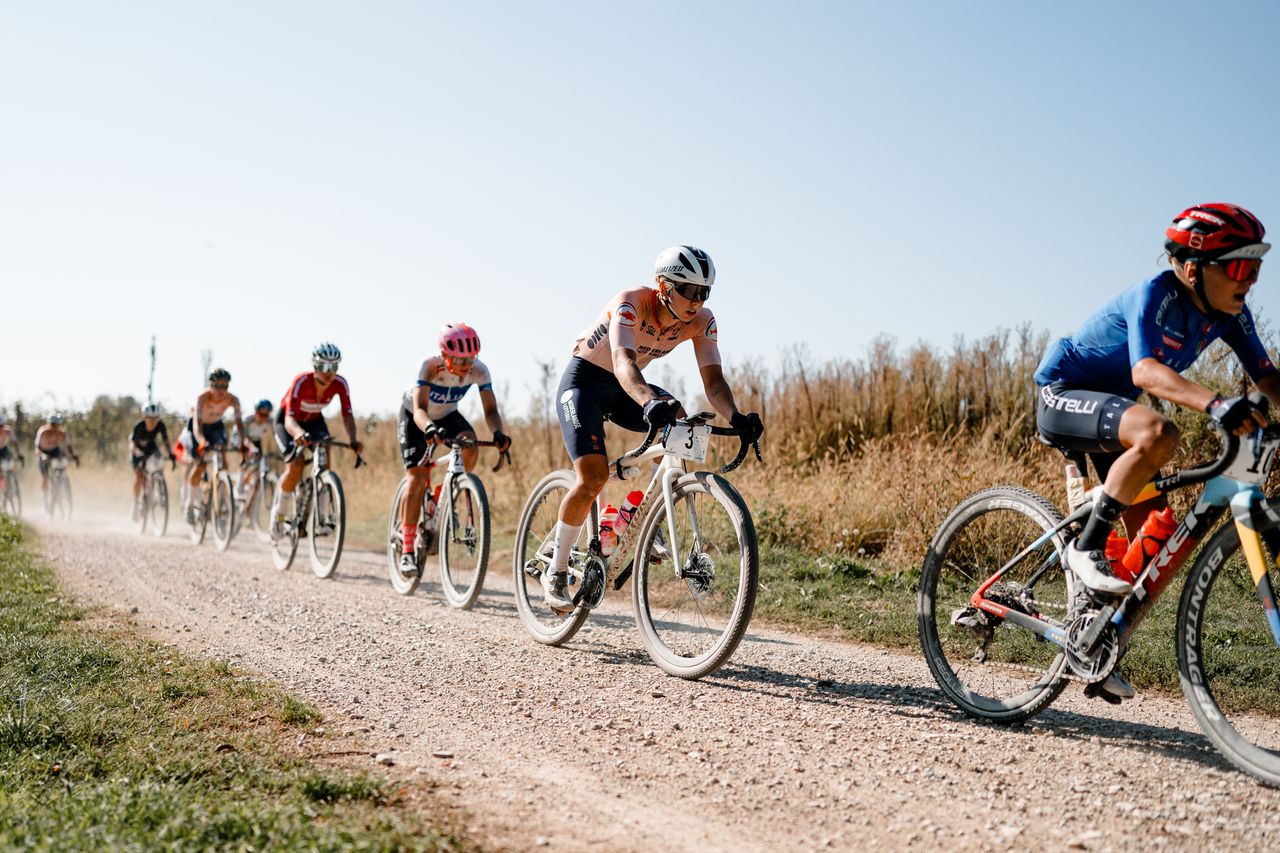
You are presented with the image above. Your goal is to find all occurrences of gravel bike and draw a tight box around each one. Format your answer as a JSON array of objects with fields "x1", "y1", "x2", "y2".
[
  {"x1": 237, "y1": 448, "x2": 282, "y2": 543},
  {"x1": 919, "y1": 411, "x2": 1280, "y2": 786},
  {"x1": 133, "y1": 453, "x2": 170, "y2": 537},
  {"x1": 1, "y1": 456, "x2": 22, "y2": 517},
  {"x1": 513, "y1": 414, "x2": 761, "y2": 679},
  {"x1": 271, "y1": 438, "x2": 364, "y2": 577},
  {"x1": 183, "y1": 444, "x2": 240, "y2": 550},
  {"x1": 43, "y1": 456, "x2": 73, "y2": 520},
  {"x1": 386, "y1": 433, "x2": 510, "y2": 605}
]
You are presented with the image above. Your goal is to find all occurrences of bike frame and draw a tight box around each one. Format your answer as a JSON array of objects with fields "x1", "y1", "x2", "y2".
[{"x1": 969, "y1": 429, "x2": 1280, "y2": 652}]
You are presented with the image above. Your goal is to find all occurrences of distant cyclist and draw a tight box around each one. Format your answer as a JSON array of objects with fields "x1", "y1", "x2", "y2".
[
  {"x1": 238, "y1": 398, "x2": 275, "y2": 459},
  {"x1": 34, "y1": 412, "x2": 80, "y2": 499},
  {"x1": 269, "y1": 343, "x2": 363, "y2": 538},
  {"x1": 128, "y1": 403, "x2": 173, "y2": 515},
  {"x1": 1034, "y1": 203, "x2": 1278, "y2": 701},
  {"x1": 178, "y1": 368, "x2": 246, "y2": 522},
  {"x1": 0, "y1": 414, "x2": 25, "y2": 493},
  {"x1": 395, "y1": 323, "x2": 512, "y2": 577},
  {"x1": 542, "y1": 245, "x2": 764, "y2": 610}
]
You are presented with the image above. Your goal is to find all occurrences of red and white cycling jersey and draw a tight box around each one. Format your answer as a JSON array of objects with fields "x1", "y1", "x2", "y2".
[
  {"x1": 572, "y1": 287, "x2": 721, "y2": 373},
  {"x1": 281, "y1": 372, "x2": 353, "y2": 423}
]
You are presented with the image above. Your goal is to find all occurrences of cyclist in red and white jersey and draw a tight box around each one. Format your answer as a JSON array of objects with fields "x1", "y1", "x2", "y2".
[
  {"x1": 395, "y1": 323, "x2": 512, "y2": 577},
  {"x1": 269, "y1": 342, "x2": 363, "y2": 537},
  {"x1": 542, "y1": 245, "x2": 764, "y2": 610}
]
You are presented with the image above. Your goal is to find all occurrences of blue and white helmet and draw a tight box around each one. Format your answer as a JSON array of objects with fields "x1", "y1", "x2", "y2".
[{"x1": 653, "y1": 245, "x2": 716, "y2": 289}]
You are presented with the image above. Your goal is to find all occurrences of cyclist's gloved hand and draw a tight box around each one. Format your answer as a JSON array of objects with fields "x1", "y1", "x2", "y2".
[
  {"x1": 294, "y1": 434, "x2": 312, "y2": 448},
  {"x1": 493, "y1": 430, "x2": 512, "y2": 452},
  {"x1": 1207, "y1": 395, "x2": 1266, "y2": 433},
  {"x1": 350, "y1": 440, "x2": 364, "y2": 455},
  {"x1": 730, "y1": 411, "x2": 765, "y2": 444},
  {"x1": 643, "y1": 398, "x2": 681, "y2": 429}
]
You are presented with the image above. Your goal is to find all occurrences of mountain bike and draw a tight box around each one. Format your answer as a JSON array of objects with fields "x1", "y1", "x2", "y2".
[
  {"x1": 237, "y1": 448, "x2": 282, "y2": 543},
  {"x1": 134, "y1": 453, "x2": 169, "y2": 537},
  {"x1": 386, "y1": 434, "x2": 510, "y2": 606},
  {"x1": 44, "y1": 456, "x2": 73, "y2": 520},
  {"x1": 919, "y1": 412, "x2": 1280, "y2": 786},
  {"x1": 184, "y1": 444, "x2": 240, "y2": 550},
  {"x1": 1, "y1": 456, "x2": 22, "y2": 517},
  {"x1": 513, "y1": 414, "x2": 762, "y2": 679},
  {"x1": 270, "y1": 438, "x2": 364, "y2": 577}
]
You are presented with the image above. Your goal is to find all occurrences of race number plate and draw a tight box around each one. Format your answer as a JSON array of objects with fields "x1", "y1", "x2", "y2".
[
  {"x1": 662, "y1": 424, "x2": 711, "y2": 463},
  {"x1": 1221, "y1": 434, "x2": 1280, "y2": 485}
]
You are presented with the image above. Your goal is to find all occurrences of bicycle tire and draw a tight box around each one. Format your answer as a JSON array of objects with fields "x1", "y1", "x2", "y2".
[
  {"x1": 188, "y1": 477, "x2": 209, "y2": 545},
  {"x1": 253, "y1": 472, "x2": 278, "y2": 543},
  {"x1": 632, "y1": 472, "x2": 759, "y2": 679},
  {"x1": 512, "y1": 469, "x2": 592, "y2": 646},
  {"x1": 309, "y1": 470, "x2": 346, "y2": 578},
  {"x1": 387, "y1": 478, "x2": 425, "y2": 595},
  {"x1": 1177, "y1": 521, "x2": 1280, "y2": 786},
  {"x1": 149, "y1": 473, "x2": 168, "y2": 538},
  {"x1": 439, "y1": 473, "x2": 491, "y2": 610},
  {"x1": 2, "y1": 474, "x2": 19, "y2": 517},
  {"x1": 918, "y1": 486, "x2": 1073, "y2": 723},
  {"x1": 212, "y1": 471, "x2": 237, "y2": 552}
]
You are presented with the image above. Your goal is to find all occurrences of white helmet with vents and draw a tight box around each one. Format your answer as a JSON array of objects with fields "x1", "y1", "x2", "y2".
[{"x1": 653, "y1": 245, "x2": 716, "y2": 289}]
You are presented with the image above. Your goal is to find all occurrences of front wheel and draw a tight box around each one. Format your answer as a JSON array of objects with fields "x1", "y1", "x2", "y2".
[
  {"x1": 1177, "y1": 522, "x2": 1280, "y2": 786},
  {"x1": 148, "y1": 473, "x2": 169, "y2": 538},
  {"x1": 917, "y1": 486, "x2": 1073, "y2": 724},
  {"x1": 188, "y1": 477, "x2": 209, "y2": 545},
  {"x1": 2, "y1": 474, "x2": 20, "y2": 518},
  {"x1": 309, "y1": 471, "x2": 346, "y2": 578},
  {"x1": 439, "y1": 473, "x2": 491, "y2": 610},
  {"x1": 632, "y1": 473, "x2": 759, "y2": 679},
  {"x1": 512, "y1": 470, "x2": 592, "y2": 646},
  {"x1": 50, "y1": 473, "x2": 72, "y2": 521},
  {"x1": 211, "y1": 472, "x2": 237, "y2": 552}
]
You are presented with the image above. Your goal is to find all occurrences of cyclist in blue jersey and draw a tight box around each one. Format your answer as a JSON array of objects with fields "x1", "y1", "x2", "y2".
[{"x1": 1035, "y1": 203, "x2": 1278, "y2": 700}]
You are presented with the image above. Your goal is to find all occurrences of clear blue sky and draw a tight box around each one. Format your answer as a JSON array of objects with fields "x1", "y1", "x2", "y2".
[{"x1": 3, "y1": 1, "x2": 1279, "y2": 420}]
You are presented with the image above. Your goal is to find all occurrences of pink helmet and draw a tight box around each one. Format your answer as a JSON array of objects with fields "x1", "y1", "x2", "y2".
[{"x1": 439, "y1": 323, "x2": 480, "y2": 358}]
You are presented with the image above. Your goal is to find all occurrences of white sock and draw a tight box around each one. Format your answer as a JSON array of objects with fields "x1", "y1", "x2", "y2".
[{"x1": 550, "y1": 521, "x2": 583, "y2": 573}]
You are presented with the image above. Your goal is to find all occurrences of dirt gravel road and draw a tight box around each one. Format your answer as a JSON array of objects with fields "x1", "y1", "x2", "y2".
[{"x1": 30, "y1": 510, "x2": 1280, "y2": 852}]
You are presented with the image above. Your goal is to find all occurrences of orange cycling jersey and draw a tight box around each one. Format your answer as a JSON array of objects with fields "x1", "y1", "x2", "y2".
[
  {"x1": 281, "y1": 372, "x2": 353, "y2": 423},
  {"x1": 572, "y1": 286, "x2": 721, "y2": 372}
]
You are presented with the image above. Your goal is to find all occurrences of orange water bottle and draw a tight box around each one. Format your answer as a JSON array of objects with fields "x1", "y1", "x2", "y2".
[
  {"x1": 1105, "y1": 531, "x2": 1129, "y2": 576},
  {"x1": 599, "y1": 504, "x2": 619, "y2": 556},
  {"x1": 1120, "y1": 508, "x2": 1178, "y2": 583}
]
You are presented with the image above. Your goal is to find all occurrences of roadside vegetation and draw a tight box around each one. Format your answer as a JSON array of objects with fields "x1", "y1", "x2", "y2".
[{"x1": 0, "y1": 516, "x2": 468, "y2": 851}]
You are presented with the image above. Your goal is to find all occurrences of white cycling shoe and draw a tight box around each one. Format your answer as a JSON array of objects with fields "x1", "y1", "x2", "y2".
[
  {"x1": 397, "y1": 552, "x2": 419, "y2": 578},
  {"x1": 542, "y1": 571, "x2": 575, "y2": 612},
  {"x1": 1065, "y1": 543, "x2": 1133, "y2": 596}
]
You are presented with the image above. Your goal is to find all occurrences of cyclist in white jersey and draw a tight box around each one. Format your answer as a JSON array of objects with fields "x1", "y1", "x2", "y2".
[
  {"x1": 543, "y1": 246, "x2": 764, "y2": 609},
  {"x1": 395, "y1": 323, "x2": 511, "y2": 577}
]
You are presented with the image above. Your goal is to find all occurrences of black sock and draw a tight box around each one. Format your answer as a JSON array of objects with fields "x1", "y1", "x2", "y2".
[{"x1": 1078, "y1": 491, "x2": 1127, "y2": 552}]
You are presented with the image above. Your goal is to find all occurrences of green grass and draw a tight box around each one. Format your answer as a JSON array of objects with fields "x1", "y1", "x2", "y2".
[{"x1": 0, "y1": 517, "x2": 469, "y2": 852}]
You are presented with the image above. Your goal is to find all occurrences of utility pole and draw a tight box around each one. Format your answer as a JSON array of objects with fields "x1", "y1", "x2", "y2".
[
  {"x1": 147, "y1": 335, "x2": 157, "y2": 406},
  {"x1": 201, "y1": 349, "x2": 212, "y2": 385}
]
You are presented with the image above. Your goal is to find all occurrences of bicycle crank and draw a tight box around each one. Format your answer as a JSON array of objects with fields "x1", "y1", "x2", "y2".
[{"x1": 1064, "y1": 606, "x2": 1119, "y2": 684}]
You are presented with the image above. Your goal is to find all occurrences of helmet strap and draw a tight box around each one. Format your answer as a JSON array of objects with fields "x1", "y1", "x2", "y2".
[
  {"x1": 655, "y1": 279, "x2": 680, "y2": 323},
  {"x1": 1188, "y1": 259, "x2": 1230, "y2": 321}
]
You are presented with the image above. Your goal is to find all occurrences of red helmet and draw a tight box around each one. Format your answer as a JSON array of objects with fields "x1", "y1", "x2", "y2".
[
  {"x1": 1164, "y1": 203, "x2": 1269, "y2": 261},
  {"x1": 439, "y1": 323, "x2": 480, "y2": 358}
]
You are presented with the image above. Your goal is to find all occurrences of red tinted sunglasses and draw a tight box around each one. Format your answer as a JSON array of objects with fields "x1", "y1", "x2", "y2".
[{"x1": 1216, "y1": 258, "x2": 1263, "y2": 283}]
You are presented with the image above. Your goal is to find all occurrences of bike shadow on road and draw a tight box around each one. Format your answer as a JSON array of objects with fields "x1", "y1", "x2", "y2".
[{"x1": 699, "y1": 663, "x2": 1238, "y2": 774}]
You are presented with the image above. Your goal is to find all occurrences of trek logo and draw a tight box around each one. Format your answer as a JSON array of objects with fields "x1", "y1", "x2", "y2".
[
  {"x1": 616, "y1": 302, "x2": 638, "y2": 328},
  {"x1": 559, "y1": 389, "x2": 581, "y2": 428},
  {"x1": 1040, "y1": 386, "x2": 1097, "y2": 415}
]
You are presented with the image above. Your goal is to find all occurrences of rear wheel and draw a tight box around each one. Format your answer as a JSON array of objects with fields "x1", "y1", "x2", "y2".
[
  {"x1": 439, "y1": 473, "x2": 491, "y2": 610},
  {"x1": 309, "y1": 471, "x2": 346, "y2": 578},
  {"x1": 917, "y1": 486, "x2": 1072, "y2": 723},
  {"x1": 188, "y1": 476, "x2": 209, "y2": 545},
  {"x1": 252, "y1": 472, "x2": 278, "y2": 542},
  {"x1": 512, "y1": 470, "x2": 592, "y2": 646},
  {"x1": 211, "y1": 471, "x2": 237, "y2": 551},
  {"x1": 2, "y1": 472, "x2": 20, "y2": 517},
  {"x1": 632, "y1": 473, "x2": 759, "y2": 679},
  {"x1": 148, "y1": 473, "x2": 168, "y2": 537},
  {"x1": 1177, "y1": 522, "x2": 1280, "y2": 786}
]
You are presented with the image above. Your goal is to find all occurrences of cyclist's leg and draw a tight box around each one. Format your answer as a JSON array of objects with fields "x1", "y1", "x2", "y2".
[
  {"x1": 398, "y1": 402, "x2": 432, "y2": 555},
  {"x1": 132, "y1": 456, "x2": 146, "y2": 499}
]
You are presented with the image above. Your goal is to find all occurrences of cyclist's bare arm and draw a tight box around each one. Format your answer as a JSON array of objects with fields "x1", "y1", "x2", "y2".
[
  {"x1": 284, "y1": 412, "x2": 306, "y2": 442},
  {"x1": 228, "y1": 395, "x2": 245, "y2": 440},
  {"x1": 698, "y1": 363, "x2": 743, "y2": 423},
  {"x1": 411, "y1": 386, "x2": 433, "y2": 433},
  {"x1": 1132, "y1": 357, "x2": 1267, "y2": 429},
  {"x1": 341, "y1": 412, "x2": 359, "y2": 446},
  {"x1": 479, "y1": 387, "x2": 505, "y2": 435},
  {"x1": 612, "y1": 347, "x2": 662, "y2": 406}
]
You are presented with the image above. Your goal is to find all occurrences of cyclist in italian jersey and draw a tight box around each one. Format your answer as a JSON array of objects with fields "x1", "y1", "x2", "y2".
[
  {"x1": 1034, "y1": 202, "x2": 1277, "y2": 701},
  {"x1": 178, "y1": 368, "x2": 246, "y2": 522},
  {"x1": 0, "y1": 414, "x2": 24, "y2": 496},
  {"x1": 34, "y1": 413, "x2": 79, "y2": 500},
  {"x1": 269, "y1": 342, "x2": 363, "y2": 537},
  {"x1": 128, "y1": 403, "x2": 173, "y2": 515},
  {"x1": 395, "y1": 323, "x2": 512, "y2": 577},
  {"x1": 542, "y1": 245, "x2": 764, "y2": 610}
]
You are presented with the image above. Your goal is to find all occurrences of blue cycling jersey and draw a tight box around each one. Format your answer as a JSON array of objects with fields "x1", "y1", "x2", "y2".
[{"x1": 1034, "y1": 271, "x2": 1276, "y2": 399}]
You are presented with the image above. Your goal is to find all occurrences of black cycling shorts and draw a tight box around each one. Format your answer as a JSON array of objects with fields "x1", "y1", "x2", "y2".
[
  {"x1": 1036, "y1": 384, "x2": 1139, "y2": 480},
  {"x1": 131, "y1": 447, "x2": 159, "y2": 470},
  {"x1": 273, "y1": 409, "x2": 332, "y2": 461},
  {"x1": 556, "y1": 356, "x2": 670, "y2": 461},
  {"x1": 181, "y1": 419, "x2": 227, "y2": 458},
  {"x1": 37, "y1": 446, "x2": 63, "y2": 476},
  {"x1": 397, "y1": 395, "x2": 475, "y2": 470}
]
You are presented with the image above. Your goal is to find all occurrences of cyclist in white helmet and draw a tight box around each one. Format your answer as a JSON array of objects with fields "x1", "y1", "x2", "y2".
[
  {"x1": 128, "y1": 403, "x2": 173, "y2": 517},
  {"x1": 395, "y1": 323, "x2": 512, "y2": 577},
  {"x1": 543, "y1": 245, "x2": 764, "y2": 609}
]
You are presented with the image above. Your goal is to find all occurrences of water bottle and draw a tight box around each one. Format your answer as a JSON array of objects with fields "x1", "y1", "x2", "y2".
[
  {"x1": 1104, "y1": 531, "x2": 1129, "y2": 575},
  {"x1": 1064, "y1": 463, "x2": 1088, "y2": 511},
  {"x1": 599, "y1": 504, "x2": 619, "y2": 556},
  {"x1": 616, "y1": 490, "x2": 644, "y2": 534},
  {"x1": 1120, "y1": 507, "x2": 1178, "y2": 583}
]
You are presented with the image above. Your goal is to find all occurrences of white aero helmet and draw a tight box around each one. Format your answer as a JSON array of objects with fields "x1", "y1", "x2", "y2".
[
  {"x1": 654, "y1": 245, "x2": 716, "y2": 289},
  {"x1": 143, "y1": 403, "x2": 162, "y2": 417}
]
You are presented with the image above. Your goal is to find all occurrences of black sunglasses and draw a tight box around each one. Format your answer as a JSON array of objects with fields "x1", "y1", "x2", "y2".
[{"x1": 671, "y1": 281, "x2": 711, "y2": 303}]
